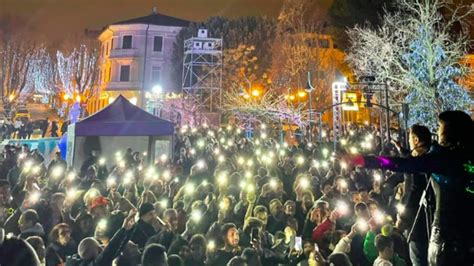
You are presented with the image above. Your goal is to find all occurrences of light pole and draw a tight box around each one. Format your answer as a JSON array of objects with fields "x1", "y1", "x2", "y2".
[{"x1": 306, "y1": 71, "x2": 315, "y2": 143}]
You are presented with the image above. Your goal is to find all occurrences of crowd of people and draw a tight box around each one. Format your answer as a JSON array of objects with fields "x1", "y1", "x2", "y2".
[
  {"x1": 0, "y1": 118, "x2": 66, "y2": 140},
  {"x1": 0, "y1": 110, "x2": 473, "y2": 266}
]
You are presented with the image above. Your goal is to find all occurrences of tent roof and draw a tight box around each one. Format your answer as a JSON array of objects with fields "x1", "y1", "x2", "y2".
[{"x1": 74, "y1": 95, "x2": 174, "y2": 136}]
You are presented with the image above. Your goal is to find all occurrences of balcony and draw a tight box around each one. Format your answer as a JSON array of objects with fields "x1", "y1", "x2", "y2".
[
  {"x1": 105, "y1": 81, "x2": 143, "y2": 91},
  {"x1": 109, "y1": 49, "x2": 140, "y2": 58}
]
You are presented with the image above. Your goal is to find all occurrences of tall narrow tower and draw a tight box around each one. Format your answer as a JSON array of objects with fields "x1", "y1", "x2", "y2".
[{"x1": 182, "y1": 29, "x2": 223, "y2": 113}]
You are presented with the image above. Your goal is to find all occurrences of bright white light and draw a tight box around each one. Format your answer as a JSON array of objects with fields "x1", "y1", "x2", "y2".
[
  {"x1": 152, "y1": 85, "x2": 163, "y2": 94},
  {"x1": 322, "y1": 148, "x2": 329, "y2": 158},
  {"x1": 300, "y1": 178, "x2": 310, "y2": 189},
  {"x1": 185, "y1": 183, "x2": 194, "y2": 194},
  {"x1": 207, "y1": 240, "x2": 216, "y2": 250},
  {"x1": 162, "y1": 170, "x2": 171, "y2": 181},
  {"x1": 350, "y1": 147, "x2": 358, "y2": 154},
  {"x1": 313, "y1": 160, "x2": 320, "y2": 168},
  {"x1": 191, "y1": 210, "x2": 202, "y2": 222},
  {"x1": 247, "y1": 184, "x2": 255, "y2": 193},
  {"x1": 160, "y1": 154, "x2": 168, "y2": 163},
  {"x1": 296, "y1": 156, "x2": 305, "y2": 165},
  {"x1": 29, "y1": 191, "x2": 41, "y2": 203},
  {"x1": 339, "y1": 179, "x2": 348, "y2": 189},
  {"x1": 97, "y1": 219, "x2": 107, "y2": 231},
  {"x1": 245, "y1": 171, "x2": 252, "y2": 179},
  {"x1": 237, "y1": 157, "x2": 245, "y2": 165},
  {"x1": 396, "y1": 203, "x2": 406, "y2": 214},
  {"x1": 32, "y1": 166, "x2": 41, "y2": 174},
  {"x1": 159, "y1": 199, "x2": 168, "y2": 208},
  {"x1": 67, "y1": 172, "x2": 76, "y2": 181},
  {"x1": 123, "y1": 176, "x2": 132, "y2": 185},
  {"x1": 337, "y1": 201, "x2": 349, "y2": 215},
  {"x1": 107, "y1": 177, "x2": 117, "y2": 187},
  {"x1": 217, "y1": 173, "x2": 228, "y2": 186},
  {"x1": 321, "y1": 131, "x2": 327, "y2": 138},
  {"x1": 217, "y1": 155, "x2": 225, "y2": 163},
  {"x1": 98, "y1": 158, "x2": 106, "y2": 165},
  {"x1": 357, "y1": 218, "x2": 369, "y2": 231},
  {"x1": 66, "y1": 188, "x2": 77, "y2": 200},
  {"x1": 321, "y1": 161, "x2": 329, "y2": 168},
  {"x1": 197, "y1": 139, "x2": 205, "y2": 148},
  {"x1": 130, "y1": 97, "x2": 138, "y2": 105},
  {"x1": 340, "y1": 161, "x2": 348, "y2": 169},
  {"x1": 374, "y1": 173, "x2": 382, "y2": 182},
  {"x1": 196, "y1": 160, "x2": 206, "y2": 169},
  {"x1": 374, "y1": 210, "x2": 385, "y2": 224},
  {"x1": 269, "y1": 179, "x2": 278, "y2": 189},
  {"x1": 52, "y1": 166, "x2": 64, "y2": 178}
]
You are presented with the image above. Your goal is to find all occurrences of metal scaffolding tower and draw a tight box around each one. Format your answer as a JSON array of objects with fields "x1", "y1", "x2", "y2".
[{"x1": 182, "y1": 29, "x2": 223, "y2": 112}]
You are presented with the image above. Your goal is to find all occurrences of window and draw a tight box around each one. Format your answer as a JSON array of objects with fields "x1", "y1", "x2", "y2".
[
  {"x1": 151, "y1": 66, "x2": 160, "y2": 84},
  {"x1": 153, "y1": 36, "x2": 163, "y2": 52},
  {"x1": 122, "y1": 35, "x2": 132, "y2": 49},
  {"x1": 120, "y1": 65, "x2": 130, "y2": 82}
]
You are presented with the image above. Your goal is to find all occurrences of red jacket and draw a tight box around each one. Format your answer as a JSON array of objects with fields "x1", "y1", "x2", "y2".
[{"x1": 312, "y1": 219, "x2": 334, "y2": 242}]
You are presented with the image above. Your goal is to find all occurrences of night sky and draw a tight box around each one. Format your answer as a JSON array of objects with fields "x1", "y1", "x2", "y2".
[{"x1": 0, "y1": 0, "x2": 285, "y2": 42}]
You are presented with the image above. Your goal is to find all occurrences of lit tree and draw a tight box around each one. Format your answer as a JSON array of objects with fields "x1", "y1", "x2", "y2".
[
  {"x1": 348, "y1": 0, "x2": 473, "y2": 129},
  {"x1": 0, "y1": 15, "x2": 39, "y2": 106},
  {"x1": 26, "y1": 47, "x2": 57, "y2": 97},
  {"x1": 222, "y1": 87, "x2": 306, "y2": 127},
  {"x1": 56, "y1": 42, "x2": 99, "y2": 101},
  {"x1": 271, "y1": 0, "x2": 347, "y2": 110}
]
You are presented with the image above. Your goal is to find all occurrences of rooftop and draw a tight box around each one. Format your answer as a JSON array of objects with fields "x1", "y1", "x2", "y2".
[{"x1": 111, "y1": 11, "x2": 191, "y2": 28}]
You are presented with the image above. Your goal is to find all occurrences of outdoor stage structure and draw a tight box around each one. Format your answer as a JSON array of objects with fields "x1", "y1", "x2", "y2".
[
  {"x1": 182, "y1": 29, "x2": 223, "y2": 125},
  {"x1": 66, "y1": 95, "x2": 175, "y2": 169}
]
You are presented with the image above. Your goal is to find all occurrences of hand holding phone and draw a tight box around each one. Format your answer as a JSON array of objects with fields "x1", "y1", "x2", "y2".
[
  {"x1": 295, "y1": 236, "x2": 302, "y2": 251},
  {"x1": 251, "y1": 227, "x2": 259, "y2": 242}
]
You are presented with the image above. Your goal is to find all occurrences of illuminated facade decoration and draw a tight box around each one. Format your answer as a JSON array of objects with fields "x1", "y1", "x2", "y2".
[
  {"x1": 461, "y1": 54, "x2": 474, "y2": 114},
  {"x1": 88, "y1": 9, "x2": 190, "y2": 114}
]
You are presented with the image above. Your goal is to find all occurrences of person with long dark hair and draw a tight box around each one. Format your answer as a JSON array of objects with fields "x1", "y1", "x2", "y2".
[{"x1": 351, "y1": 111, "x2": 474, "y2": 265}]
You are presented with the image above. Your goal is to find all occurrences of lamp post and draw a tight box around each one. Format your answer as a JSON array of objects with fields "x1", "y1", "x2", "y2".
[{"x1": 306, "y1": 71, "x2": 315, "y2": 143}]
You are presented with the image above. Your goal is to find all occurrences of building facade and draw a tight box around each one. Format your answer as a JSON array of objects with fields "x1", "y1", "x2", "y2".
[{"x1": 87, "y1": 11, "x2": 189, "y2": 114}]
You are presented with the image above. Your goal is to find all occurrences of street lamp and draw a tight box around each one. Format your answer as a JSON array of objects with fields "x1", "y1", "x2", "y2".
[
  {"x1": 152, "y1": 84, "x2": 163, "y2": 95},
  {"x1": 251, "y1": 89, "x2": 260, "y2": 97}
]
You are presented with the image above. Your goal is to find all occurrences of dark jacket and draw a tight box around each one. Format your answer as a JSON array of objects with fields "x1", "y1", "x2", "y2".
[
  {"x1": 130, "y1": 219, "x2": 155, "y2": 250},
  {"x1": 19, "y1": 223, "x2": 45, "y2": 240},
  {"x1": 207, "y1": 248, "x2": 242, "y2": 266},
  {"x1": 46, "y1": 241, "x2": 77, "y2": 266},
  {"x1": 364, "y1": 145, "x2": 474, "y2": 242},
  {"x1": 66, "y1": 227, "x2": 134, "y2": 266}
]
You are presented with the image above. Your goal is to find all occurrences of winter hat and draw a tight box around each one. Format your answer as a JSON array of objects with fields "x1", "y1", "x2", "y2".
[
  {"x1": 139, "y1": 202, "x2": 155, "y2": 217},
  {"x1": 78, "y1": 237, "x2": 101, "y2": 260}
]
